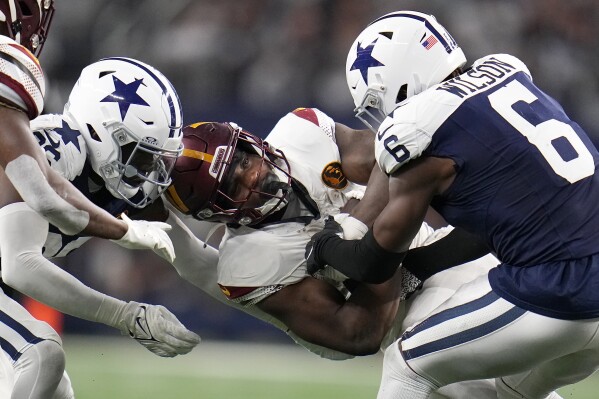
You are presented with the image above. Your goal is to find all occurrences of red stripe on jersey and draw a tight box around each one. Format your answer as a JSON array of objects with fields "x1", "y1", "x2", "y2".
[
  {"x1": 292, "y1": 107, "x2": 319, "y2": 126},
  {"x1": 219, "y1": 284, "x2": 257, "y2": 299},
  {"x1": 0, "y1": 73, "x2": 37, "y2": 118},
  {"x1": 8, "y1": 43, "x2": 42, "y2": 73}
]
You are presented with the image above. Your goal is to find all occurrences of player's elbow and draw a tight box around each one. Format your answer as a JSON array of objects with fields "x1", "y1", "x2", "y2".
[
  {"x1": 339, "y1": 328, "x2": 386, "y2": 356},
  {"x1": 344, "y1": 337, "x2": 383, "y2": 356},
  {"x1": 1, "y1": 250, "x2": 39, "y2": 291}
]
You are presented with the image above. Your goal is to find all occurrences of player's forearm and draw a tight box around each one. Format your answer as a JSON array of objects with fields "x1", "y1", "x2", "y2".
[
  {"x1": 165, "y1": 211, "x2": 221, "y2": 294},
  {"x1": 0, "y1": 203, "x2": 126, "y2": 325},
  {"x1": 335, "y1": 270, "x2": 403, "y2": 355},
  {"x1": 44, "y1": 167, "x2": 127, "y2": 238},
  {"x1": 350, "y1": 164, "x2": 389, "y2": 227}
]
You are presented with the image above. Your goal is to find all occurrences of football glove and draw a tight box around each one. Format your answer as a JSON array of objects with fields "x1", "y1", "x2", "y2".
[
  {"x1": 119, "y1": 301, "x2": 201, "y2": 357},
  {"x1": 334, "y1": 213, "x2": 368, "y2": 240},
  {"x1": 111, "y1": 213, "x2": 176, "y2": 263},
  {"x1": 305, "y1": 216, "x2": 343, "y2": 275}
]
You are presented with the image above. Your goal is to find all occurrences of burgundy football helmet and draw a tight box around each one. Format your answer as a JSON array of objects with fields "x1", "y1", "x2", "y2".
[
  {"x1": 165, "y1": 121, "x2": 292, "y2": 226},
  {"x1": 0, "y1": 0, "x2": 55, "y2": 56}
]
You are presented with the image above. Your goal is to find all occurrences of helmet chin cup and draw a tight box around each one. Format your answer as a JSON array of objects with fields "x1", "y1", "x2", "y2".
[{"x1": 355, "y1": 86, "x2": 388, "y2": 132}]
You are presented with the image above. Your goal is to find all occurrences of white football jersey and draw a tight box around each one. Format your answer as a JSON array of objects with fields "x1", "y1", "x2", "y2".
[
  {"x1": 0, "y1": 36, "x2": 45, "y2": 118},
  {"x1": 28, "y1": 114, "x2": 94, "y2": 258},
  {"x1": 215, "y1": 108, "x2": 454, "y2": 359}
]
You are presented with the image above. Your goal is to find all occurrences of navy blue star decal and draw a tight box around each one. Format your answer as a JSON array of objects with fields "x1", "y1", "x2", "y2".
[
  {"x1": 350, "y1": 39, "x2": 385, "y2": 84},
  {"x1": 101, "y1": 76, "x2": 149, "y2": 121},
  {"x1": 58, "y1": 123, "x2": 83, "y2": 152}
]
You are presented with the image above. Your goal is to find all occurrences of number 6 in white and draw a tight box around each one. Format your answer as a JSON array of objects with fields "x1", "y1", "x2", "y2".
[{"x1": 489, "y1": 80, "x2": 594, "y2": 183}]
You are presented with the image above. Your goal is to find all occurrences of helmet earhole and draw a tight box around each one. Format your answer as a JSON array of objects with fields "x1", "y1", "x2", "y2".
[
  {"x1": 396, "y1": 84, "x2": 408, "y2": 103},
  {"x1": 87, "y1": 124, "x2": 101, "y2": 141}
]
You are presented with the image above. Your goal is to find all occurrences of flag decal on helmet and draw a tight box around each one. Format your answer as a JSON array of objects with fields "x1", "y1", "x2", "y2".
[
  {"x1": 421, "y1": 34, "x2": 438, "y2": 50},
  {"x1": 350, "y1": 39, "x2": 385, "y2": 85},
  {"x1": 100, "y1": 75, "x2": 149, "y2": 121}
]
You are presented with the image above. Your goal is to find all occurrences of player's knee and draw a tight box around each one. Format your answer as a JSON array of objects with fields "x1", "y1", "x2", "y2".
[
  {"x1": 26, "y1": 339, "x2": 66, "y2": 379},
  {"x1": 36, "y1": 339, "x2": 66, "y2": 379}
]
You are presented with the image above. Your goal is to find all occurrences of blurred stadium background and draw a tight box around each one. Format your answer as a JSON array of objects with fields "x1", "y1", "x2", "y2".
[{"x1": 14, "y1": 0, "x2": 599, "y2": 397}]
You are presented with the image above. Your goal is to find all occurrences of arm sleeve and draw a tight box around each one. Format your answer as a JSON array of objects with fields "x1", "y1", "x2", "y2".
[
  {"x1": 165, "y1": 211, "x2": 225, "y2": 303},
  {"x1": 0, "y1": 202, "x2": 126, "y2": 328},
  {"x1": 402, "y1": 227, "x2": 491, "y2": 281},
  {"x1": 313, "y1": 229, "x2": 406, "y2": 284}
]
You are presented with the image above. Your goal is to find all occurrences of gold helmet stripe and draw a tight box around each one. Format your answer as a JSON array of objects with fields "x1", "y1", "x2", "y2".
[
  {"x1": 166, "y1": 186, "x2": 189, "y2": 213},
  {"x1": 182, "y1": 148, "x2": 213, "y2": 163}
]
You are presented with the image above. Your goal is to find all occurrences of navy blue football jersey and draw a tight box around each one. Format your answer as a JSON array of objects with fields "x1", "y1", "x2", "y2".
[{"x1": 375, "y1": 54, "x2": 599, "y2": 318}]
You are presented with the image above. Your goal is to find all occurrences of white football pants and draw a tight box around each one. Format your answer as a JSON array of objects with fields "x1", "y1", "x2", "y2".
[{"x1": 377, "y1": 275, "x2": 599, "y2": 399}]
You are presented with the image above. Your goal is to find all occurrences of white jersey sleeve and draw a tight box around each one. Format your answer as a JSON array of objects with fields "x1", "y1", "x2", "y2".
[
  {"x1": 375, "y1": 53, "x2": 532, "y2": 175},
  {"x1": 30, "y1": 114, "x2": 87, "y2": 181},
  {"x1": 0, "y1": 36, "x2": 45, "y2": 118},
  {"x1": 266, "y1": 108, "x2": 366, "y2": 215}
]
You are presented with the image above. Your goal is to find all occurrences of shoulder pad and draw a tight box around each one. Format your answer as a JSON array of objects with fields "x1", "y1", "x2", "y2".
[
  {"x1": 0, "y1": 36, "x2": 45, "y2": 118},
  {"x1": 290, "y1": 108, "x2": 336, "y2": 141}
]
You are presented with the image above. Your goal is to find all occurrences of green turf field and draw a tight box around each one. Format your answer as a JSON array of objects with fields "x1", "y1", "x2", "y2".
[{"x1": 63, "y1": 336, "x2": 598, "y2": 398}]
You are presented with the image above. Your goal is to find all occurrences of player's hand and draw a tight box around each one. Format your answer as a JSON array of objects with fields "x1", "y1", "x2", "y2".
[
  {"x1": 305, "y1": 216, "x2": 343, "y2": 275},
  {"x1": 111, "y1": 213, "x2": 176, "y2": 263},
  {"x1": 334, "y1": 213, "x2": 368, "y2": 240},
  {"x1": 119, "y1": 301, "x2": 201, "y2": 357}
]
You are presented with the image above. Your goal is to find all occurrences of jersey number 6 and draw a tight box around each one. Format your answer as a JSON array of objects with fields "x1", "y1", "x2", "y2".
[{"x1": 489, "y1": 80, "x2": 594, "y2": 183}]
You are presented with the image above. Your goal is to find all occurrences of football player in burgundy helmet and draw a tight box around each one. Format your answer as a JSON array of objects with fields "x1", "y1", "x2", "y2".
[
  {"x1": 166, "y1": 121, "x2": 292, "y2": 226},
  {"x1": 0, "y1": 0, "x2": 54, "y2": 57}
]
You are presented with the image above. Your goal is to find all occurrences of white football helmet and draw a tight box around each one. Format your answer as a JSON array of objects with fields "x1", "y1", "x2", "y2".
[
  {"x1": 64, "y1": 57, "x2": 183, "y2": 208},
  {"x1": 346, "y1": 11, "x2": 467, "y2": 130}
]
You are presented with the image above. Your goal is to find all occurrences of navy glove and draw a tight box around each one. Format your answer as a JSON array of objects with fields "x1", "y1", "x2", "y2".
[{"x1": 305, "y1": 216, "x2": 343, "y2": 275}]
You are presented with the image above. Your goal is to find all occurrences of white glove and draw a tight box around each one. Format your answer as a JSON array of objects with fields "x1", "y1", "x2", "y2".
[
  {"x1": 111, "y1": 213, "x2": 176, "y2": 263},
  {"x1": 118, "y1": 301, "x2": 201, "y2": 357},
  {"x1": 334, "y1": 213, "x2": 368, "y2": 240}
]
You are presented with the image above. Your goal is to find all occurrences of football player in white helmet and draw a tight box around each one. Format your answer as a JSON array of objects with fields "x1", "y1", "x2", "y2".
[
  {"x1": 0, "y1": 0, "x2": 176, "y2": 267},
  {"x1": 346, "y1": 11, "x2": 466, "y2": 132},
  {"x1": 0, "y1": 57, "x2": 199, "y2": 399},
  {"x1": 307, "y1": 10, "x2": 598, "y2": 399}
]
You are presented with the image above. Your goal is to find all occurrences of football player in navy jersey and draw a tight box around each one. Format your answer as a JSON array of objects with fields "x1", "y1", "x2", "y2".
[
  {"x1": 0, "y1": 57, "x2": 200, "y2": 399},
  {"x1": 306, "y1": 10, "x2": 599, "y2": 399},
  {"x1": 0, "y1": 0, "x2": 176, "y2": 264}
]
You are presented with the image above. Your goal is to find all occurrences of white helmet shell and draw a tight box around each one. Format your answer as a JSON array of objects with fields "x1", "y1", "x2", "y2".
[
  {"x1": 346, "y1": 11, "x2": 466, "y2": 130},
  {"x1": 64, "y1": 57, "x2": 183, "y2": 207}
]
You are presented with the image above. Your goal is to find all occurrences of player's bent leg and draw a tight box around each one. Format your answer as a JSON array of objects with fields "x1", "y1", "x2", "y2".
[
  {"x1": 12, "y1": 339, "x2": 65, "y2": 399},
  {"x1": 497, "y1": 346, "x2": 599, "y2": 399},
  {"x1": 52, "y1": 370, "x2": 75, "y2": 399},
  {"x1": 377, "y1": 341, "x2": 437, "y2": 399},
  {"x1": 0, "y1": 284, "x2": 65, "y2": 398},
  {"x1": 398, "y1": 275, "x2": 599, "y2": 394}
]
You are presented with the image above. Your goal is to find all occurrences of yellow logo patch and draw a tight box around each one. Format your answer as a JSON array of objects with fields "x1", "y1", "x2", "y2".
[
  {"x1": 219, "y1": 285, "x2": 231, "y2": 297},
  {"x1": 321, "y1": 161, "x2": 348, "y2": 189}
]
